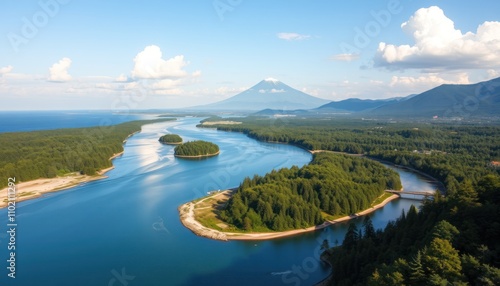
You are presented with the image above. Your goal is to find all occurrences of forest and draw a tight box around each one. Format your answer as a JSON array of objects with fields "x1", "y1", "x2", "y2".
[
  {"x1": 201, "y1": 117, "x2": 500, "y2": 189},
  {"x1": 220, "y1": 153, "x2": 402, "y2": 231},
  {"x1": 0, "y1": 118, "x2": 173, "y2": 188},
  {"x1": 201, "y1": 116, "x2": 500, "y2": 285},
  {"x1": 159, "y1": 134, "x2": 183, "y2": 144},
  {"x1": 174, "y1": 140, "x2": 220, "y2": 157},
  {"x1": 325, "y1": 175, "x2": 500, "y2": 285}
]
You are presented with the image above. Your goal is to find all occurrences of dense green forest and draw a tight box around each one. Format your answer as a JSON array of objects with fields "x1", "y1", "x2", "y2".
[
  {"x1": 325, "y1": 175, "x2": 500, "y2": 285},
  {"x1": 159, "y1": 134, "x2": 183, "y2": 144},
  {"x1": 220, "y1": 153, "x2": 402, "y2": 231},
  {"x1": 0, "y1": 119, "x2": 173, "y2": 188},
  {"x1": 174, "y1": 140, "x2": 219, "y2": 157},
  {"x1": 201, "y1": 117, "x2": 500, "y2": 188},
  {"x1": 200, "y1": 117, "x2": 500, "y2": 285}
]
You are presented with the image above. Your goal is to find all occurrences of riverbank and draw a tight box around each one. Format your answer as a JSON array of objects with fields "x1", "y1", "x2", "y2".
[
  {"x1": 178, "y1": 190, "x2": 399, "y2": 241},
  {"x1": 0, "y1": 151, "x2": 124, "y2": 208}
]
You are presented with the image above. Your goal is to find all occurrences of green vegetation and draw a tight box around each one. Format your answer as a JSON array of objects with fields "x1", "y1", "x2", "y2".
[
  {"x1": 159, "y1": 134, "x2": 182, "y2": 144},
  {"x1": 174, "y1": 140, "x2": 219, "y2": 157},
  {"x1": 201, "y1": 117, "x2": 500, "y2": 187},
  {"x1": 325, "y1": 175, "x2": 500, "y2": 285},
  {"x1": 0, "y1": 118, "x2": 174, "y2": 188},
  {"x1": 220, "y1": 153, "x2": 402, "y2": 232},
  {"x1": 200, "y1": 116, "x2": 500, "y2": 284}
]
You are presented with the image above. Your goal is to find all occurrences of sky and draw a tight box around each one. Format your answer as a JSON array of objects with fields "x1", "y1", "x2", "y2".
[{"x1": 1, "y1": 0, "x2": 500, "y2": 110}]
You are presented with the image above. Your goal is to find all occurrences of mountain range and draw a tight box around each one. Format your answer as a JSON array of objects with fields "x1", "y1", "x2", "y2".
[
  {"x1": 192, "y1": 77, "x2": 500, "y2": 118},
  {"x1": 366, "y1": 77, "x2": 500, "y2": 117},
  {"x1": 316, "y1": 97, "x2": 412, "y2": 112}
]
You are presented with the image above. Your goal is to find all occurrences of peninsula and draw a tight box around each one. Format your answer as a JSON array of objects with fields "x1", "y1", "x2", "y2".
[
  {"x1": 179, "y1": 152, "x2": 402, "y2": 240},
  {"x1": 0, "y1": 118, "x2": 174, "y2": 208}
]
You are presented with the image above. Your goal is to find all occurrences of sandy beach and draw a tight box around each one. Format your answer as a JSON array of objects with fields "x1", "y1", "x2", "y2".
[
  {"x1": 178, "y1": 190, "x2": 400, "y2": 241},
  {"x1": 0, "y1": 151, "x2": 123, "y2": 208},
  {"x1": 174, "y1": 150, "x2": 220, "y2": 159}
]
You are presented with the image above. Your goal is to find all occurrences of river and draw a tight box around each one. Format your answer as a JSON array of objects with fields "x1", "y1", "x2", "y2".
[{"x1": 0, "y1": 117, "x2": 440, "y2": 286}]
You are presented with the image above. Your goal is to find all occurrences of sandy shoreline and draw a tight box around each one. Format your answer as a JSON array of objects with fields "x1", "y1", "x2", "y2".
[
  {"x1": 0, "y1": 151, "x2": 124, "y2": 209},
  {"x1": 178, "y1": 190, "x2": 400, "y2": 241},
  {"x1": 174, "y1": 150, "x2": 220, "y2": 159}
]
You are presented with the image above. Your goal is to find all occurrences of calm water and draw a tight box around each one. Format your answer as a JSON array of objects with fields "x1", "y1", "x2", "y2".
[
  {"x1": 0, "y1": 117, "x2": 439, "y2": 286},
  {"x1": 0, "y1": 111, "x2": 155, "y2": 133}
]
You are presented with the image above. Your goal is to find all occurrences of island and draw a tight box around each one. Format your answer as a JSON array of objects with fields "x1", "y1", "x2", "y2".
[
  {"x1": 179, "y1": 152, "x2": 402, "y2": 240},
  {"x1": 174, "y1": 140, "x2": 220, "y2": 158},
  {"x1": 159, "y1": 134, "x2": 183, "y2": 144}
]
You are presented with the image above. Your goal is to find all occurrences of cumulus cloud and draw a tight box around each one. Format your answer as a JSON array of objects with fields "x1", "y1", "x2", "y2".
[
  {"x1": 277, "y1": 32, "x2": 311, "y2": 41},
  {"x1": 131, "y1": 45, "x2": 189, "y2": 79},
  {"x1": 375, "y1": 6, "x2": 500, "y2": 70},
  {"x1": 152, "y1": 79, "x2": 182, "y2": 90},
  {"x1": 115, "y1": 74, "x2": 129, "y2": 82},
  {"x1": 48, "y1": 58, "x2": 72, "y2": 82},
  {"x1": 389, "y1": 73, "x2": 470, "y2": 92},
  {"x1": 487, "y1": 69, "x2": 500, "y2": 79},
  {"x1": 330, "y1": 53, "x2": 360, "y2": 62},
  {"x1": 0, "y1": 65, "x2": 13, "y2": 75}
]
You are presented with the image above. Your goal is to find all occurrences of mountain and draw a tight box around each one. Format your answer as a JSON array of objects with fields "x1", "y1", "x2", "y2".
[
  {"x1": 193, "y1": 78, "x2": 329, "y2": 111},
  {"x1": 317, "y1": 98, "x2": 402, "y2": 112},
  {"x1": 366, "y1": 77, "x2": 500, "y2": 118}
]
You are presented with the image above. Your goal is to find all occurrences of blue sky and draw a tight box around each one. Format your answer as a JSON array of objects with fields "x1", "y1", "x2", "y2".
[{"x1": 1, "y1": 0, "x2": 500, "y2": 110}]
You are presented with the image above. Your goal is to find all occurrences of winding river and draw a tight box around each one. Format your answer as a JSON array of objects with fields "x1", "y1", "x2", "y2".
[{"x1": 0, "y1": 118, "x2": 440, "y2": 286}]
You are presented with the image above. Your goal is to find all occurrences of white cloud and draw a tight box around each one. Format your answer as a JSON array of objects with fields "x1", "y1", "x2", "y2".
[
  {"x1": 115, "y1": 74, "x2": 128, "y2": 82},
  {"x1": 152, "y1": 79, "x2": 182, "y2": 90},
  {"x1": 487, "y1": 69, "x2": 500, "y2": 79},
  {"x1": 277, "y1": 32, "x2": 311, "y2": 41},
  {"x1": 192, "y1": 70, "x2": 202, "y2": 77},
  {"x1": 0, "y1": 65, "x2": 13, "y2": 75},
  {"x1": 131, "y1": 45, "x2": 189, "y2": 79},
  {"x1": 270, "y1": 89, "x2": 285, "y2": 93},
  {"x1": 213, "y1": 86, "x2": 247, "y2": 96},
  {"x1": 330, "y1": 53, "x2": 360, "y2": 62},
  {"x1": 389, "y1": 73, "x2": 470, "y2": 92},
  {"x1": 48, "y1": 58, "x2": 72, "y2": 82},
  {"x1": 375, "y1": 6, "x2": 500, "y2": 70}
]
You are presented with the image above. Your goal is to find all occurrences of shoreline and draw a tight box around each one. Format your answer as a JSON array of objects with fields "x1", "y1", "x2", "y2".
[
  {"x1": 160, "y1": 141, "x2": 182, "y2": 145},
  {"x1": 0, "y1": 144, "x2": 130, "y2": 208},
  {"x1": 178, "y1": 190, "x2": 400, "y2": 242},
  {"x1": 174, "y1": 150, "x2": 220, "y2": 159}
]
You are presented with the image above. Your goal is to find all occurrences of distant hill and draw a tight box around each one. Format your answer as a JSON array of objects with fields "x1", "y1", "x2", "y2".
[
  {"x1": 317, "y1": 98, "x2": 403, "y2": 112},
  {"x1": 366, "y1": 77, "x2": 500, "y2": 118},
  {"x1": 193, "y1": 78, "x2": 329, "y2": 111}
]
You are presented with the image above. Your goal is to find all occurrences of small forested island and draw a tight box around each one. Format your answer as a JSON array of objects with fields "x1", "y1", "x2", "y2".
[
  {"x1": 174, "y1": 140, "x2": 220, "y2": 158},
  {"x1": 159, "y1": 134, "x2": 183, "y2": 144},
  {"x1": 220, "y1": 153, "x2": 401, "y2": 232}
]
